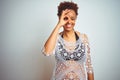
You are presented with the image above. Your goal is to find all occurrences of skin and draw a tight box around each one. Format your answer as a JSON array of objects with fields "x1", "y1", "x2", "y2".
[
  {"x1": 44, "y1": 9, "x2": 77, "y2": 54},
  {"x1": 43, "y1": 9, "x2": 94, "y2": 80},
  {"x1": 59, "y1": 9, "x2": 78, "y2": 42}
]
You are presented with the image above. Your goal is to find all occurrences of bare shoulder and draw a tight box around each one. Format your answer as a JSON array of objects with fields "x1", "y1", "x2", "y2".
[
  {"x1": 75, "y1": 31, "x2": 89, "y2": 41},
  {"x1": 75, "y1": 31, "x2": 80, "y2": 36},
  {"x1": 83, "y1": 33, "x2": 88, "y2": 40}
]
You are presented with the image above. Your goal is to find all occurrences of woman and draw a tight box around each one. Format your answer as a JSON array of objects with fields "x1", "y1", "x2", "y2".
[{"x1": 42, "y1": 1, "x2": 94, "y2": 80}]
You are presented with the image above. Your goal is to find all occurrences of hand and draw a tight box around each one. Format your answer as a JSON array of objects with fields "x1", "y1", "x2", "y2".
[{"x1": 57, "y1": 9, "x2": 70, "y2": 27}]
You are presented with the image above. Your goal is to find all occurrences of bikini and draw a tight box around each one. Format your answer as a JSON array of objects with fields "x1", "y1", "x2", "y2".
[{"x1": 59, "y1": 32, "x2": 86, "y2": 61}]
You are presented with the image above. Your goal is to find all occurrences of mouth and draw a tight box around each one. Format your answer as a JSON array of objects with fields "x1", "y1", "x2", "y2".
[{"x1": 66, "y1": 23, "x2": 72, "y2": 28}]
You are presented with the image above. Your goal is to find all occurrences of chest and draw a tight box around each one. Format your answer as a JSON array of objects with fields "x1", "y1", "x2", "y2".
[{"x1": 55, "y1": 40, "x2": 86, "y2": 62}]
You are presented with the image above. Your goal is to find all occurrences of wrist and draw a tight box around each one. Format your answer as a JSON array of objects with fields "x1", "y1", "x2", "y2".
[{"x1": 56, "y1": 22, "x2": 63, "y2": 29}]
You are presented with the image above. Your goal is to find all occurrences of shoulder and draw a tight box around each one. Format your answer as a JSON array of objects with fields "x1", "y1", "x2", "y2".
[
  {"x1": 75, "y1": 31, "x2": 89, "y2": 42},
  {"x1": 83, "y1": 33, "x2": 88, "y2": 40},
  {"x1": 75, "y1": 31, "x2": 88, "y2": 39},
  {"x1": 82, "y1": 33, "x2": 89, "y2": 44},
  {"x1": 75, "y1": 31, "x2": 80, "y2": 36}
]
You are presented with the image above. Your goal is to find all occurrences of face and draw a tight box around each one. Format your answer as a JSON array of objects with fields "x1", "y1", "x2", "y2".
[{"x1": 63, "y1": 9, "x2": 77, "y2": 31}]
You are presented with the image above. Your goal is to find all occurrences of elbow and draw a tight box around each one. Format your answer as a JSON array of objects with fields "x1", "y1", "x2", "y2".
[{"x1": 42, "y1": 46, "x2": 55, "y2": 56}]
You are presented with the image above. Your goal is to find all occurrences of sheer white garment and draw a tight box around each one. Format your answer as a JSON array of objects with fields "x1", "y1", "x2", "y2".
[{"x1": 42, "y1": 33, "x2": 93, "y2": 80}]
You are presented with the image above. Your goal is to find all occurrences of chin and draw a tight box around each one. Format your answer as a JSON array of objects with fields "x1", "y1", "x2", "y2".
[
  {"x1": 63, "y1": 25, "x2": 75, "y2": 31},
  {"x1": 64, "y1": 28, "x2": 74, "y2": 31}
]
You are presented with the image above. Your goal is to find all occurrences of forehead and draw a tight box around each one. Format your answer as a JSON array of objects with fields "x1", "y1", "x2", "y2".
[{"x1": 67, "y1": 9, "x2": 76, "y2": 17}]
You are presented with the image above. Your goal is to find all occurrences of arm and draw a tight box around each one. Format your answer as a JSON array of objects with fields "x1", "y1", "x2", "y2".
[
  {"x1": 42, "y1": 23, "x2": 60, "y2": 56},
  {"x1": 42, "y1": 9, "x2": 70, "y2": 56},
  {"x1": 84, "y1": 34, "x2": 94, "y2": 80}
]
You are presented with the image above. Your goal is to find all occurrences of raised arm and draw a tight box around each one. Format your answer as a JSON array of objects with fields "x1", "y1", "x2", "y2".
[
  {"x1": 42, "y1": 9, "x2": 70, "y2": 56},
  {"x1": 84, "y1": 34, "x2": 94, "y2": 80}
]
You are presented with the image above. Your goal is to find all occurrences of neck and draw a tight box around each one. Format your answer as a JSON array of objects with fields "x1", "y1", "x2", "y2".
[{"x1": 63, "y1": 30, "x2": 75, "y2": 38}]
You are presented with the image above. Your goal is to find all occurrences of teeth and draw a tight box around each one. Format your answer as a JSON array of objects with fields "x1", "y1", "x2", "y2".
[{"x1": 67, "y1": 24, "x2": 71, "y2": 27}]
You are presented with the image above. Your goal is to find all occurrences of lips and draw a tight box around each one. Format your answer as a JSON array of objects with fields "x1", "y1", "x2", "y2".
[
  {"x1": 66, "y1": 23, "x2": 72, "y2": 28},
  {"x1": 64, "y1": 23, "x2": 74, "y2": 30}
]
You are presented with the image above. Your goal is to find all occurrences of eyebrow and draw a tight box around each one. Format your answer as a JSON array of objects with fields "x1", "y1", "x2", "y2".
[{"x1": 70, "y1": 16, "x2": 76, "y2": 19}]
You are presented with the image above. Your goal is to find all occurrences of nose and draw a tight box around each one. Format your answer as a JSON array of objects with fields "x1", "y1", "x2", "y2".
[
  {"x1": 67, "y1": 17, "x2": 72, "y2": 23},
  {"x1": 64, "y1": 16, "x2": 74, "y2": 24}
]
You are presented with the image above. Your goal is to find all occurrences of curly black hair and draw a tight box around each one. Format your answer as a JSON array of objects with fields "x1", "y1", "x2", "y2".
[{"x1": 57, "y1": 1, "x2": 79, "y2": 17}]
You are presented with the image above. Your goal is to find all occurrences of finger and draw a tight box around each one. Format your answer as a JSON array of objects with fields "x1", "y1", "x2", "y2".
[
  {"x1": 60, "y1": 9, "x2": 71, "y2": 21},
  {"x1": 64, "y1": 16, "x2": 68, "y2": 21},
  {"x1": 63, "y1": 15, "x2": 70, "y2": 21},
  {"x1": 64, "y1": 10, "x2": 71, "y2": 15},
  {"x1": 62, "y1": 9, "x2": 71, "y2": 16}
]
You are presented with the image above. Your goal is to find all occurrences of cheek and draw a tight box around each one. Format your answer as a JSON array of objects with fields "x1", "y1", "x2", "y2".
[{"x1": 72, "y1": 21, "x2": 76, "y2": 25}]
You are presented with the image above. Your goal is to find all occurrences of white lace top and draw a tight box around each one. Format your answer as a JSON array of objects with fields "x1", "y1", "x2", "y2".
[{"x1": 42, "y1": 33, "x2": 93, "y2": 80}]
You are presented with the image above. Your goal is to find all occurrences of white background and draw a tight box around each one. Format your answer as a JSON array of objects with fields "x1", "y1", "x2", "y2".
[{"x1": 0, "y1": 0, "x2": 120, "y2": 80}]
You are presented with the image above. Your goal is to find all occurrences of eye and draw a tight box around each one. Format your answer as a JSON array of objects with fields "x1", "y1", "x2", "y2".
[
  {"x1": 71, "y1": 18, "x2": 75, "y2": 20},
  {"x1": 71, "y1": 17, "x2": 76, "y2": 20},
  {"x1": 64, "y1": 17, "x2": 68, "y2": 20}
]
